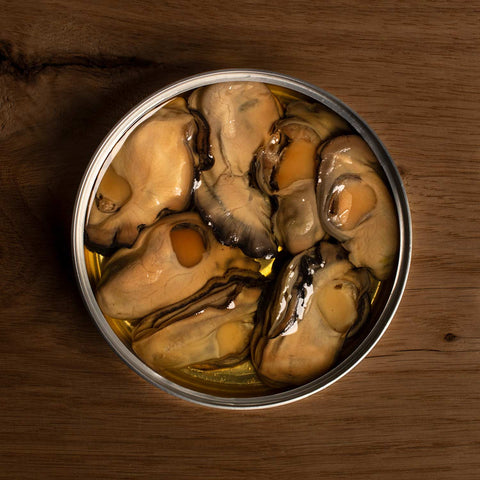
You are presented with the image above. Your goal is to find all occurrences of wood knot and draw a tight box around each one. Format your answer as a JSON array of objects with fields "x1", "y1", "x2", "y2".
[{"x1": 444, "y1": 333, "x2": 457, "y2": 342}]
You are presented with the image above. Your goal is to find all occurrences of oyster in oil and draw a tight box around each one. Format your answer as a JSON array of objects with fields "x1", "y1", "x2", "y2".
[
  {"x1": 317, "y1": 135, "x2": 399, "y2": 280},
  {"x1": 132, "y1": 284, "x2": 263, "y2": 371},
  {"x1": 254, "y1": 101, "x2": 350, "y2": 254},
  {"x1": 251, "y1": 242, "x2": 370, "y2": 388},
  {"x1": 95, "y1": 212, "x2": 261, "y2": 320},
  {"x1": 86, "y1": 97, "x2": 198, "y2": 254},
  {"x1": 189, "y1": 81, "x2": 282, "y2": 258}
]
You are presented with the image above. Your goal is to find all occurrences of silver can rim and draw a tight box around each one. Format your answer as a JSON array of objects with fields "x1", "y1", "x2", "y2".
[{"x1": 71, "y1": 68, "x2": 412, "y2": 409}]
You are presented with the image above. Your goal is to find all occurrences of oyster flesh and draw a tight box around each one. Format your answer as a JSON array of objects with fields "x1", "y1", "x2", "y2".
[
  {"x1": 132, "y1": 284, "x2": 263, "y2": 370},
  {"x1": 86, "y1": 97, "x2": 198, "y2": 253},
  {"x1": 251, "y1": 242, "x2": 370, "y2": 388},
  {"x1": 189, "y1": 81, "x2": 282, "y2": 258},
  {"x1": 254, "y1": 101, "x2": 350, "y2": 254},
  {"x1": 317, "y1": 135, "x2": 399, "y2": 280},
  {"x1": 96, "y1": 211, "x2": 261, "y2": 320}
]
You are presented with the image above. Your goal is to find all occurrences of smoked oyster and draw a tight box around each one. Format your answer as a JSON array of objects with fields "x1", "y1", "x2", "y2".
[
  {"x1": 95, "y1": 212, "x2": 261, "y2": 320},
  {"x1": 317, "y1": 135, "x2": 399, "y2": 280},
  {"x1": 86, "y1": 97, "x2": 198, "y2": 253},
  {"x1": 132, "y1": 284, "x2": 263, "y2": 371},
  {"x1": 189, "y1": 81, "x2": 282, "y2": 258},
  {"x1": 254, "y1": 101, "x2": 350, "y2": 254},
  {"x1": 251, "y1": 242, "x2": 370, "y2": 388}
]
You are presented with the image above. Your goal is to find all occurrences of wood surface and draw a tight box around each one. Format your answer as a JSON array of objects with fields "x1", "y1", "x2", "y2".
[{"x1": 1, "y1": 1, "x2": 479, "y2": 478}]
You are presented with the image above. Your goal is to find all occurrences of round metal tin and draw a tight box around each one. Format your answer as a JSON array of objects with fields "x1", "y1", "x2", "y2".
[{"x1": 72, "y1": 69, "x2": 412, "y2": 409}]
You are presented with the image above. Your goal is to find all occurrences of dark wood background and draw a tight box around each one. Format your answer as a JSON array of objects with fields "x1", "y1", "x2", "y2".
[{"x1": 1, "y1": 1, "x2": 479, "y2": 478}]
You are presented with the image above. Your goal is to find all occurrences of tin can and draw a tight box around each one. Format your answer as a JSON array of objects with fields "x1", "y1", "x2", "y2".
[{"x1": 72, "y1": 69, "x2": 411, "y2": 409}]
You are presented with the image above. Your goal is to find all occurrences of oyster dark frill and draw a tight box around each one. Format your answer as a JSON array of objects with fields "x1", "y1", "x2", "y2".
[
  {"x1": 317, "y1": 135, "x2": 399, "y2": 280},
  {"x1": 254, "y1": 101, "x2": 351, "y2": 255},
  {"x1": 188, "y1": 81, "x2": 283, "y2": 259},
  {"x1": 85, "y1": 97, "x2": 199, "y2": 255},
  {"x1": 251, "y1": 242, "x2": 370, "y2": 388}
]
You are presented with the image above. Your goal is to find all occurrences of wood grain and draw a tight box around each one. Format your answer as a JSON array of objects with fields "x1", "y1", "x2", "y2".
[{"x1": 1, "y1": 1, "x2": 479, "y2": 478}]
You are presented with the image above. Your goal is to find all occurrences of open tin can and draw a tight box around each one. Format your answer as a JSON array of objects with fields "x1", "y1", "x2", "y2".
[{"x1": 72, "y1": 69, "x2": 411, "y2": 409}]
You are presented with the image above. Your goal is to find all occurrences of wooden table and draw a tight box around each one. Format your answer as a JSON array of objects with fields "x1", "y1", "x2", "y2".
[{"x1": 1, "y1": 1, "x2": 479, "y2": 478}]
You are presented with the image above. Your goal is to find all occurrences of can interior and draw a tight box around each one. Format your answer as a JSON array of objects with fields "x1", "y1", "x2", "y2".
[{"x1": 73, "y1": 70, "x2": 410, "y2": 407}]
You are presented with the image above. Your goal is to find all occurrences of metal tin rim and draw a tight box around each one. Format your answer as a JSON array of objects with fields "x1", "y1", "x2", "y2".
[{"x1": 72, "y1": 68, "x2": 412, "y2": 409}]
